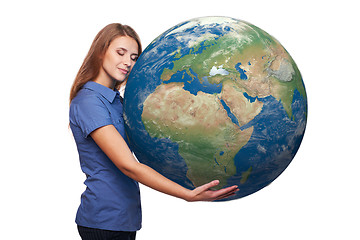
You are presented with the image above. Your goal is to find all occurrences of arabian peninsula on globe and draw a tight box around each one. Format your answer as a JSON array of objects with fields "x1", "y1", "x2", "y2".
[{"x1": 124, "y1": 16, "x2": 307, "y2": 200}]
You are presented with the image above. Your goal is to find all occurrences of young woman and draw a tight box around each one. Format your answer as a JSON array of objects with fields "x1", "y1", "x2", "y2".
[{"x1": 69, "y1": 23, "x2": 239, "y2": 240}]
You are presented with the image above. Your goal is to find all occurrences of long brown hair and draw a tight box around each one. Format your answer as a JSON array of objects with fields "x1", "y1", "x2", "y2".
[{"x1": 69, "y1": 23, "x2": 142, "y2": 103}]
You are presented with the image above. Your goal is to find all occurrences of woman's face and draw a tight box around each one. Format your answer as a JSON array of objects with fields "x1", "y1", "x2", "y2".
[{"x1": 101, "y1": 36, "x2": 139, "y2": 84}]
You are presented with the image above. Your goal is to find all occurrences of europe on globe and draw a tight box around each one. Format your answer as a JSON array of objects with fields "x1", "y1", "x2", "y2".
[{"x1": 123, "y1": 16, "x2": 307, "y2": 200}]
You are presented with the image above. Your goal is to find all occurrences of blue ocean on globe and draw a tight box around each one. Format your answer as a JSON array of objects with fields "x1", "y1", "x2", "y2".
[{"x1": 124, "y1": 16, "x2": 307, "y2": 200}]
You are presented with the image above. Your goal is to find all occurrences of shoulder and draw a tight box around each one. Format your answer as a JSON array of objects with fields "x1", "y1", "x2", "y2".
[
  {"x1": 70, "y1": 88, "x2": 108, "y2": 114},
  {"x1": 70, "y1": 88, "x2": 110, "y2": 124},
  {"x1": 71, "y1": 88, "x2": 101, "y2": 105}
]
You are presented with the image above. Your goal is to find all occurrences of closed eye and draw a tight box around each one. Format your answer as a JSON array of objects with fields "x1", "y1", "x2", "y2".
[
  {"x1": 117, "y1": 50, "x2": 125, "y2": 56},
  {"x1": 131, "y1": 55, "x2": 139, "y2": 62}
]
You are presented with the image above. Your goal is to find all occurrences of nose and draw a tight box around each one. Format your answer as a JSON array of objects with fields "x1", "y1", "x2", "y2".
[{"x1": 123, "y1": 55, "x2": 132, "y2": 68}]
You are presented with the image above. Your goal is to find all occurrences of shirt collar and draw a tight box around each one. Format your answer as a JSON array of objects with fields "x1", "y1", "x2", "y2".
[{"x1": 83, "y1": 81, "x2": 119, "y2": 103}]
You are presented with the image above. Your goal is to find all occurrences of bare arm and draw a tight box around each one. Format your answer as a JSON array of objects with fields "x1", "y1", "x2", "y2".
[{"x1": 90, "y1": 125, "x2": 239, "y2": 202}]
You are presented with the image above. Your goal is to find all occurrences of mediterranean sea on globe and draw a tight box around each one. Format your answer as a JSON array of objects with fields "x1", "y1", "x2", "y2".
[{"x1": 123, "y1": 16, "x2": 307, "y2": 201}]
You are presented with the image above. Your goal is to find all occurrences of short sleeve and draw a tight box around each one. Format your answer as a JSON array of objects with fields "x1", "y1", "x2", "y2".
[{"x1": 70, "y1": 94, "x2": 112, "y2": 138}]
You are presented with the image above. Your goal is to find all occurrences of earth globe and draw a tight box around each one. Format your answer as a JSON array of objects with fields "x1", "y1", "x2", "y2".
[{"x1": 123, "y1": 16, "x2": 307, "y2": 201}]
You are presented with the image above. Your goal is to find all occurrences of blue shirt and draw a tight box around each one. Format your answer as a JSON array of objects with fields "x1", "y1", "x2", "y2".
[{"x1": 69, "y1": 81, "x2": 141, "y2": 231}]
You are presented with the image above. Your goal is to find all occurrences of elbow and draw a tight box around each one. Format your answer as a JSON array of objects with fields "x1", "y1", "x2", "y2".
[{"x1": 116, "y1": 162, "x2": 141, "y2": 181}]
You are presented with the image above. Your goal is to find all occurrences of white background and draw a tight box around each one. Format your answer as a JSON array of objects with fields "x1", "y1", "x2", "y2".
[{"x1": 1, "y1": 0, "x2": 359, "y2": 239}]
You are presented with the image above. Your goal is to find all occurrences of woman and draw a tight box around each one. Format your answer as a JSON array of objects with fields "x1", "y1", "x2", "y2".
[{"x1": 69, "y1": 23, "x2": 238, "y2": 240}]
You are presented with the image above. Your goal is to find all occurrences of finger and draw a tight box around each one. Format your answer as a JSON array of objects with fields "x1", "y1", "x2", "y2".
[
  {"x1": 212, "y1": 187, "x2": 239, "y2": 201},
  {"x1": 194, "y1": 180, "x2": 220, "y2": 194},
  {"x1": 210, "y1": 185, "x2": 238, "y2": 200},
  {"x1": 215, "y1": 186, "x2": 239, "y2": 198},
  {"x1": 212, "y1": 185, "x2": 238, "y2": 197},
  {"x1": 213, "y1": 191, "x2": 236, "y2": 201}
]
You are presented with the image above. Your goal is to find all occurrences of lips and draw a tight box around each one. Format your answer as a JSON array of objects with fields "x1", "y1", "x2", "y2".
[{"x1": 118, "y1": 68, "x2": 128, "y2": 75}]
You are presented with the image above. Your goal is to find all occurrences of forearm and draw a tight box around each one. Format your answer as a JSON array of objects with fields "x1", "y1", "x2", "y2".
[
  {"x1": 91, "y1": 125, "x2": 192, "y2": 201},
  {"x1": 91, "y1": 125, "x2": 238, "y2": 202},
  {"x1": 124, "y1": 160, "x2": 192, "y2": 201}
]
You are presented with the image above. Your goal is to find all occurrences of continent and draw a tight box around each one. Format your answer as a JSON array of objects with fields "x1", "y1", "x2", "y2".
[
  {"x1": 142, "y1": 82, "x2": 253, "y2": 189},
  {"x1": 219, "y1": 80, "x2": 263, "y2": 127},
  {"x1": 160, "y1": 22, "x2": 306, "y2": 119},
  {"x1": 267, "y1": 56, "x2": 294, "y2": 82}
]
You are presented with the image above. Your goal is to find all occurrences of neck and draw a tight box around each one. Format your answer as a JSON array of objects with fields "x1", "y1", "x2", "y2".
[{"x1": 94, "y1": 69, "x2": 116, "y2": 89}]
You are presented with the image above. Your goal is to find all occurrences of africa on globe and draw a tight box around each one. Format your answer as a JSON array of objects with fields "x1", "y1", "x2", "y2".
[{"x1": 123, "y1": 16, "x2": 307, "y2": 200}]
